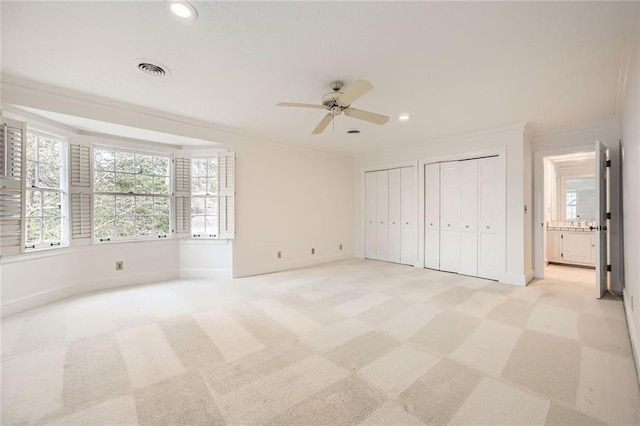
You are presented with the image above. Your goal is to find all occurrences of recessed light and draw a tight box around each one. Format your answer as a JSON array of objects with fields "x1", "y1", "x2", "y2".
[
  {"x1": 168, "y1": 1, "x2": 197, "y2": 20},
  {"x1": 398, "y1": 114, "x2": 411, "y2": 121}
]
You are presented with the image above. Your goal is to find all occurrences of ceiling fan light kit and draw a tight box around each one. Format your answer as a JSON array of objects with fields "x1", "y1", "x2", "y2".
[{"x1": 277, "y1": 79, "x2": 390, "y2": 135}]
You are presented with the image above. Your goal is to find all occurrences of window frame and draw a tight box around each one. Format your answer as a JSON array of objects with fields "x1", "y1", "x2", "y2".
[
  {"x1": 24, "y1": 129, "x2": 69, "y2": 251},
  {"x1": 92, "y1": 145, "x2": 173, "y2": 243},
  {"x1": 190, "y1": 156, "x2": 220, "y2": 238}
]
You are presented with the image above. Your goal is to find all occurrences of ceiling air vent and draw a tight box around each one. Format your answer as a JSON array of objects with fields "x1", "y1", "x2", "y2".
[
  {"x1": 138, "y1": 62, "x2": 167, "y2": 77},
  {"x1": 347, "y1": 129, "x2": 361, "y2": 134}
]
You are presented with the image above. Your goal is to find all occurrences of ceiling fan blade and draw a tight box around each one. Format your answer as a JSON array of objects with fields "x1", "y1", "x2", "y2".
[
  {"x1": 277, "y1": 102, "x2": 326, "y2": 109},
  {"x1": 312, "y1": 113, "x2": 334, "y2": 135},
  {"x1": 344, "y1": 107, "x2": 389, "y2": 125},
  {"x1": 338, "y1": 79, "x2": 373, "y2": 106}
]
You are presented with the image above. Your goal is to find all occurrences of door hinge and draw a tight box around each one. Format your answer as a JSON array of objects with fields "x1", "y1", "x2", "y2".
[
  {"x1": 607, "y1": 264, "x2": 612, "y2": 272},
  {"x1": 561, "y1": 253, "x2": 563, "y2": 258},
  {"x1": 606, "y1": 160, "x2": 611, "y2": 167},
  {"x1": 606, "y1": 212, "x2": 611, "y2": 219},
  {"x1": 561, "y1": 234, "x2": 563, "y2": 239}
]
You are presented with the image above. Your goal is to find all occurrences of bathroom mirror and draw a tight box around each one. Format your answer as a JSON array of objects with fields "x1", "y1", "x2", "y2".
[{"x1": 564, "y1": 176, "x2": 596, "y2": 221}]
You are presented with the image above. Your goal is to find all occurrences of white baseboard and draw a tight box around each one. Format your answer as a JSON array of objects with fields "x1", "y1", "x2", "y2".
[
  {"x1": 1, "y1": 269, "x2": 179, "y2": 318},
  {"x1": 179, "y1": 268, "x2": 232, "y2": 279},
  {"x1": 623, "y1": 288, "x2": 640, "y2": 385},
  {"x1": 233, "y1": 252, "x2": 355, "y2": 278}
]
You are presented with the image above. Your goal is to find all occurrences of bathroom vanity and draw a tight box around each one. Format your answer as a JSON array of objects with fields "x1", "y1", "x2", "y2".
[{"x1": 546, "y1": 221, "x2": 596, "y2": 267}]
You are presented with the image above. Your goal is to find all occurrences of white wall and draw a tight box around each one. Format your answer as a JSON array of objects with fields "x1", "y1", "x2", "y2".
[
  {"x1": 232, "y1": 140, "x2": 354, "y2": 277},
  {"x1": 355, "y1": 123, "x2": 530, "y2": 285},
  {"x1": 179, "y1": 240, "x2": 233, "y2": 279},
  {"x1": 1, "y1": 240, "x2": 179, "y2": 316},
  {"x1": 621, "y1": 20, "x2": 640, "y2": 383}
]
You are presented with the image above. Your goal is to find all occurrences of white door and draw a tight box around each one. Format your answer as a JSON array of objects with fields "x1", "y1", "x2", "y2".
[
  {"x1": 388, "y1": 168, "x2": 402, "y2": 263},
  {"x1": 440, "y1": 161, "x2": 460, "y2": 273},
  {"x1": 595, "y1": 141, "x2": 608, "y2": 298},
  {"x1": 376, "y1": 170, "x2": 390, "y2": 262},
  {"x1": 365, "y1": 172, "x2": 377, "y2": 259},
  {"x1": 477, "y1": 156, "x2": 503, "y2": 280},
  {"x1": 400, "y1": 166, "x2": 417, "y2": 266},
  {"x1": 458, "y1": 160, "x2": 478, "y2": 276},
  {"x1": 425, "y1": 163, "x2": 440, "y2": 269}
]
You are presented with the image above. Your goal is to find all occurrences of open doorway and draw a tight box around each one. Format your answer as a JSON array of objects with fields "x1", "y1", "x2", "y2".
[{"x1": 541, "y1": 152, "x2": 597, "y2": 291}]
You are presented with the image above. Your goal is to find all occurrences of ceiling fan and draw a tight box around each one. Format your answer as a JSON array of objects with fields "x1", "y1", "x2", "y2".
[{"x1": 277, "y1": 79, "x2": 389, "y2": 135}]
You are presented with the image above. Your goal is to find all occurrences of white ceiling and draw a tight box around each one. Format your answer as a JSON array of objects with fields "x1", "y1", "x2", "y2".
[{"x1": 1, "y1": 1, "x2": 638, "y2": 156}]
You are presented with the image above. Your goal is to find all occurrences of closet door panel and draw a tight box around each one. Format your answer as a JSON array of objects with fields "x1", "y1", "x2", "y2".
[
  {"x1": 400, "y1": 166, "x2": 416, "y2": 265},
  {"x1": 400, "y1": 167, "x2": 416, "y2": 228},
  {"x1": 389, "y1": 169, "x2": 401, "y2": 227},
  {"x1": 388, "y1": 169, "x2": 401, "y2": 263},
  {"x1": 440, "y1": 229, "x2": 460, "y2": 273},
  {"x1": 477, "y1": 156, "x2": 504, "y2": 280},
  {"x1": 365, "y1": 172, "x2": 377, "y2": 259},
  {"x1": 440, "y1": 162, "x2": 460, "y2": 230},
  {"x1": 376, "y1": 170, "x2": 389, "y2": 261},
  {"x1": 424, "y1": 163, "x2": 440, "y2": 269},
  {"x1": 425, "y1": 229, "x2": 440, "y2": 269},
  {"x1": 458, "y1": 160, "x2": 478, "y2": 276},
  {"x1": 440, "y1": 162, "x2": 460, "y2": 273}
]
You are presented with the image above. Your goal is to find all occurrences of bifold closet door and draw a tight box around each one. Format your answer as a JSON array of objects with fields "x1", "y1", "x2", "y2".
[
  {"x1": 365, "y1": 172, "x2": 377, "y2": 259},
  {"x1": 458, "y1": 160, "x2": 479, "y2": 276},
  {"x1": 376, "y1": 170, "x2": 390, "y2": 261},
  {"x1": 477, "y1": 156, "x2": 502, "y2": 280},
  {"x1": 439, "y1": 161, "x2": 460, "y2": 273},
  {"x1": 424, "y1": 164, "x2": 440, "y2": 269},
  {"x1": 400, "y1": 167, "x2": 417, "y2": 265},
  {"x1": 388, "y1": 168, "x2": 402, "y2": 263}
]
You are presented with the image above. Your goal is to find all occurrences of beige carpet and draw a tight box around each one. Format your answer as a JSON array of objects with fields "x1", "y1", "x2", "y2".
[{"x1": 2, "y1": 260, "x2": 638, "y2": 425}]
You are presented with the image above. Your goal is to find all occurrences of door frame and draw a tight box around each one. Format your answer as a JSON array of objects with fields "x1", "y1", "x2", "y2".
[{"x1": 533, "y1": 143, "x2": 593, "y2": 279}]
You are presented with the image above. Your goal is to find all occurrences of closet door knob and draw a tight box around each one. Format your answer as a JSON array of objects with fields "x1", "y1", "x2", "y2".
[
  {"x1": 392, "y1": 221, "x2": 395, "y2": 224},
  {"x1": 380, "y1": 221, "x2": 383, "y2": 224},
  {"x1": 465, "y1": 225, "x2": 469, "y2": 228},
  {"x1": 406, "y1": 222, "x2": 409, "y2": 225},
  {"x1": 447, "y1": 224, "x2": 451, "y2": 227},
  {"x1": 486, "y1": 226, "x2": 490, "y2": 229},
  {"x1": 369, "y1": 221, "x2": 372, "y2": 224},
  {"x1": 430, "y1": 222, "x2": 433, "y2": 226}
]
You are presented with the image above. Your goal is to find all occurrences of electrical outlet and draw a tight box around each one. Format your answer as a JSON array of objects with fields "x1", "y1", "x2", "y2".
[
  {"x1": 311, "y1": 248, "x2": 315, "y2": 255},
  {"x1": 115, "y1": 261, "x2": 124, "y2": 271},
  {"x1": 277, "y1": 251, "x2": 282, "y2": 259},
  {"x1": 339, "y1": 244, "x2": 343, "y2": 251}
]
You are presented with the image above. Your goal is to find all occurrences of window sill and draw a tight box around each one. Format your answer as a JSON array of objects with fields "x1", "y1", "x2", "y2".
[{"x1": 180, "y1": 238, "x2": 232, "y2": 245}]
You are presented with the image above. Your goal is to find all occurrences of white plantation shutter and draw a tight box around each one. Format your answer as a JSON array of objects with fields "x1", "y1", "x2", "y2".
[
  {"x1": 174, "y1": 157, "x2": 190, "y2": 193},
  {"x1": 174, "y1": 156, "x2": 191, "y2": 237},
  {"x1": 0, "y1": 118, "x2": 26, "y2": 255},
  {"x1": 69, "y1": 143, "x2": 92, "y2": 240},
  {"x1": 218, "y1": 152, "x2": 235, "y2": 239}
]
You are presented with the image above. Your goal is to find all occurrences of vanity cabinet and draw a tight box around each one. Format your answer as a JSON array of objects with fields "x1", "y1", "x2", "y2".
[{"x1": 547, "y1": 230, "x2": 595, "y2": 266}]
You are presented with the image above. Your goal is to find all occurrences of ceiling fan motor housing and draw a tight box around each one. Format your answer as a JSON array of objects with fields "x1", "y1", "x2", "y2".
[{"x1": 322, "y1": 92, "x2": 344, "y2": 109}]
